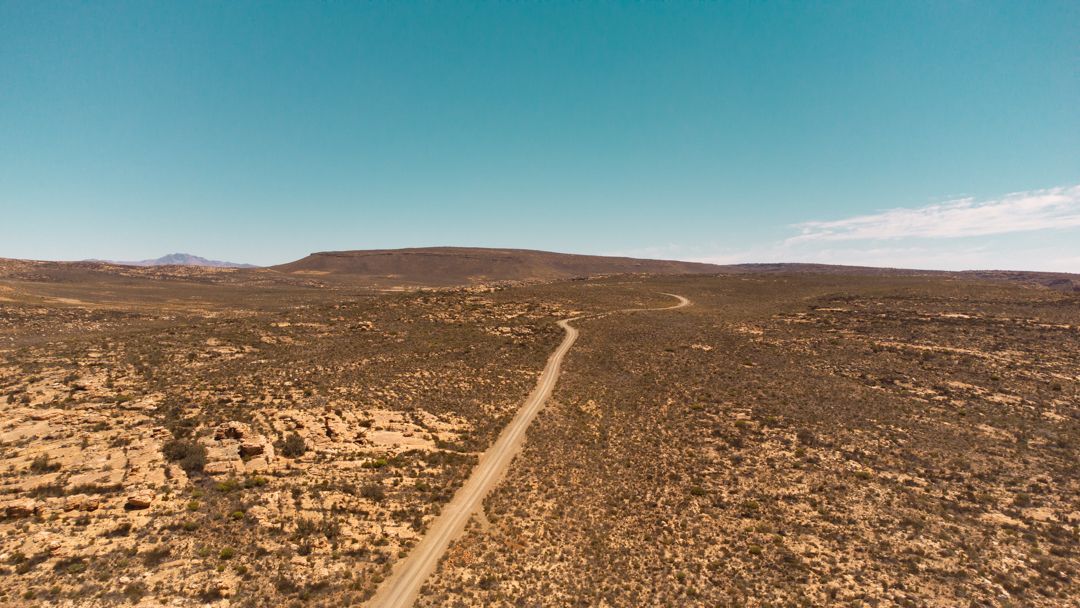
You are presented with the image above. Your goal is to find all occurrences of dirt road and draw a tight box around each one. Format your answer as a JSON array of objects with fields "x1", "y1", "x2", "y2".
[{"x1": 367, "y1": 292, "x2": 690, "y2": 608}]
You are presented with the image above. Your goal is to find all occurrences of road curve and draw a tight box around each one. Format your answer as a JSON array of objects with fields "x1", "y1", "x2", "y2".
[{"x1": 366, "y1": 292, "x2": 690, "y2": 608}]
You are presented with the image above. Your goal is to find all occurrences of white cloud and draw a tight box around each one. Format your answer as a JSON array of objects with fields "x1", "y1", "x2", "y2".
[
  {"x1": 788, "y1": 184, "x2": 1080, "y2": 243},
  {"x1": 620, "y1": 184, "x2": 1080, "y2": 273}
]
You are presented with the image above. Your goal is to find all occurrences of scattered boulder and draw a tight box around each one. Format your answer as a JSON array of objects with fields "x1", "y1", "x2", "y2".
[
  {"x1": 239, "y1": 437, "x2": 265, "y2": 457},
  {"x1": 124, "y1": 490, "x2": 154, "y2": 510},
  {"x1": 63, "y1": 494, "x2": 101, "y2": 512}
]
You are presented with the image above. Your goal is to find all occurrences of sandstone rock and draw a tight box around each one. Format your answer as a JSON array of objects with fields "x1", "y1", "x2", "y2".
[
  {"x1": 219, "y1": 577, "x2": 238, "y2": 597},
  {"x1": 203, "y1": 460, "x2": 238, "y2": 476},
  {"x1": 3, "y1": 498, "x2": 40, "y2": 518},
  {"x1": 215, "y1": 421, "x2": 250, "y2": 440},
  {"x1": 125, "y1": 490, "x2": 154, "y2": 510},
  {"x1": 239, "y1": 438, "x2": 265, "y2": 457},
  {"x1": 206, "y1": 442, "x2": 240, "y2": 462},
  {"x1": 38, "y1": 533, "x2": 63, "y2": 553},
  {"x1": 244, "y1": 456, "x2": 270, "y2": 473},
  {"x1": 64, "y1": 493, "x2": 101, "y2": 511}
]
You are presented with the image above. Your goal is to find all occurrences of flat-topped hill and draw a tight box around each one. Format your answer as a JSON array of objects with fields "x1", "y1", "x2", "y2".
[{"x1": 270, "y1": 247, "x2": 724, "y2": 286}]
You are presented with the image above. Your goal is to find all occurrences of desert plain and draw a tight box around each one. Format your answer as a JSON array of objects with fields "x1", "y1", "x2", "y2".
[{"x1": 0, "y1": 251, "x2": 1077, "y2": 607}]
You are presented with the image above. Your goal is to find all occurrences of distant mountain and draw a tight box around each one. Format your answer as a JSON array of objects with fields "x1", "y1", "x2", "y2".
[
  {"x1": 89, "y1": 253, "x2": 257, "y2": 268},
  {"x1": 271, "y1": 247, "x2": 723, "y2": 286}
]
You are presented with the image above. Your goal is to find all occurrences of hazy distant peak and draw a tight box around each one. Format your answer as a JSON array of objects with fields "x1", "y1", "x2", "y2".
[{"x1": 91, "y1": 253, "x2": 257, "y2": 268}]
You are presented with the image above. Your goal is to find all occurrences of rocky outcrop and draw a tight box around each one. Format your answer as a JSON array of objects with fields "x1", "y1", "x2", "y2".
[
  {"x1": 214, "y1": 421, "x2": 249, "y2": 441},
  {"x1": 3, "y1": 498, "x2": 40, "y2": 518},
  {"x1": 204, "y1": 421, "x2": 275, "y2": 476}
]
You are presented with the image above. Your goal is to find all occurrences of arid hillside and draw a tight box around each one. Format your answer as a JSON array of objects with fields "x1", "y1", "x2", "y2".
[{"x1": 270, "y1": 247, "x2": 724, "y2": 286}]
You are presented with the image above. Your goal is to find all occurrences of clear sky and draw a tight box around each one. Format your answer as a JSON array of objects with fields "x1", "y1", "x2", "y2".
[{"x1": 2, "y1": 2, "x2": 1078, "y2": 270}]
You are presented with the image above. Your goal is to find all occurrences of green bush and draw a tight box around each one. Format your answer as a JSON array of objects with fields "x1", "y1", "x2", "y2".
[
  {"x1": 52, "y1": 557, "x2": 87, "y2": 575},
  {"x1": 162, "y1": 439, "x2": 207, "y2": 473},
  {"x1": 244, "y1": 476, "x2": 268, "y2": 488},
  {"x1": 278, "y1": 432, "x2": 307, "y2": 458},
  {"x1": 141, "y1": 546, "x2": 171, "y2": 568},
  {"x1": 360, "y1": 483, "x2": 386, "y2": 502},
  {"x1": 30, "y1": 454, "x2": 60, "y2": 473}
]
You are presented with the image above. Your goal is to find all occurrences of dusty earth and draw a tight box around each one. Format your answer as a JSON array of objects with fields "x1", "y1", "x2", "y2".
[
  {"x1": 421, "y1": 275, "x2": 1080, "y2": 607},
  {"x1": 0, "y1": 262, "x2": 1077, "y2": 607}
]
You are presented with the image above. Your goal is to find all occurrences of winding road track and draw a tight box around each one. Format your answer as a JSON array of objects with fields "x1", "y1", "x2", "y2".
[{"x1": 367, "y1": 293, "x2": 690, "y2": 608}]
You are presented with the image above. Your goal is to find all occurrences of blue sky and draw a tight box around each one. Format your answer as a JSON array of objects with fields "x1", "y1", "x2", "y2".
[{"x1": 2, "y1": 2, "x2": 1078, "y2": 270}]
